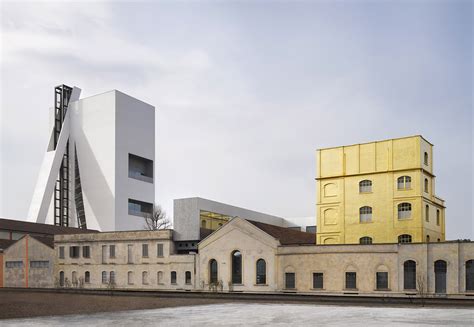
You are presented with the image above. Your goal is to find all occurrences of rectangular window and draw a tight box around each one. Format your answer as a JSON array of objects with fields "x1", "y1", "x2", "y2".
[
  {"x1": 128, "y1": 153, "x2": 153, "y2": 183},
  {"x1": 128, "y1": 199, "x2": 153, "y2": 217},
  {"x1": 127, "y1": 245, "x2": 133, "y2": 264},
  {"x1": 185, "y1": 271, "x2": 192, "y2": 284},
  {"x1": 102, "y1": 245, "x2": 107, "y2": 263},
  {"x1": 157, "y1": 243, "x2": 164, "y2": 257},
  {"x1": 376, "y1": 272, "x2": 389, "y2": 290},
  {"x1": 285, "y1": 272, "x2": 295, "y2": 289},
  {"x1": 142, "y1": 244, "x2": 149, "y2": 257},
  {"x1": 312, "y1": 273, "x2": 324, "y2": 289},
  {"x1": 69, "y1": 246, "x2": 80, "y2": 258},
  {"x1": 171, "y1": 271, "x2": 177, "y2": 284},
  {"x1": 82, "y1": 246, "x2": 90, "y2": 258},
  {"x1": 437, "y1": 210, "x2": 440, "y2": 226},
  {"x1": 345, "y1": 272, "x2": 357, "y2": 289},
  {"x1": 30, "y1": 261, "x2": 49, "y2": 268},
  {"x1": 109, "y1": 245, "x2": 116, "y2": 258},
  {"x1": 59, "y1": 246, "x2": 65, "y2": 259},
  {"x1": 5, "y1": 261, "x2": 23, "y2": 268}
]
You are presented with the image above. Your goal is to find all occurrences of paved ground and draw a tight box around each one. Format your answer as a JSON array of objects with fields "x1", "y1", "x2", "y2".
[{"x1": 2, "y1": 303, "x2": 474, "y2": 326}]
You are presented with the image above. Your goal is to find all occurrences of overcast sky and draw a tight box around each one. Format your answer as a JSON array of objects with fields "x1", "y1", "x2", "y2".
[{"x1": 0, "y1": 1, "x2": 472, "y2": 239}]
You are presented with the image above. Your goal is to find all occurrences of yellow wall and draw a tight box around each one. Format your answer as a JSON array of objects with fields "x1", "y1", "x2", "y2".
[{"x1": 316, "y1": 136, "x2": 446, "y2": 245}]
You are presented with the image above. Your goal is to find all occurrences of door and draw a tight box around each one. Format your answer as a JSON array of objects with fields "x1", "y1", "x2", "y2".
[{"x1": 434, "y1": 260, "x2": 447, "y2": 294}]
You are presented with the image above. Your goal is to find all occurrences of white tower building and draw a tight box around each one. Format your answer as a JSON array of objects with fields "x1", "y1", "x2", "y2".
[{"x1": 28, "y1": 85, "x2": 155, "y2": 231}]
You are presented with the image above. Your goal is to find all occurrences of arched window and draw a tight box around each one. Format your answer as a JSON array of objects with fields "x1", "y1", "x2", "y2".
[
  {"x1": 434, "y1": 260, "x2": 447, "y2": 294},
  {"x1": 109, "y1": 271, "x2": 116, "y2": 285},
  {"x1": 403, "y1": 260, "x2": 416, "y2": 290},
  {"x1": 398, "y1": 234, "x2": 412, "y2": 243},
  {"x1": 185, "y1": 271, "x2": 192, "y2": 284},
  {"x1": 398, "y1": 203, "x2": 412, "y2": 219},
  {"x1": 426, "y1": 235, "x2": 430, "y2": 243},
  {"x1": 397, "y1": 176, "x2": 411, "y2": 190},
  {"x1": 59, "y1": 271, "x2": 65, "y2": 287},
  {"x1": 425, "y1": 205, "x2": 429, "y2": 222},
  {"x1": 359, "y1": 236, "x2": 373, "y2": 245},
  {"x1": 359, "y1": 180, "x2": 372, "y2": 193},
  {"x1": 157, "y1": 271, "x2": 163, "y2": 284},
  {"x1": 128, "y1": 271, "x2": 133, "y2": 285},
  {"x1": 171, "y1": 271, "x2": 177, "y2": 284},
  {"x1": 359, "y1": 206, "x2": 372, "y2": 223},
  {"x1": 101, "y1": 271, "x2": 107, "y2": 284},
  {"x1": 424, "y1": 178, "x2": 429, "y2": 193},
  {"x1": 201, "y1": 220, "x2": 207, "y2": 228},
  {"x1": 424, "y1": 152, "x2": 428, "y2": 165},
  {"x1": 256, "y1": 259, "x2": 266, "y2": 284},
  {"x1": 231, "y1": 250, "x2": 242, "y2": 284},
  {"x1": 209, "y1": 259, "x2": 218, "y2": 284},
  {"x1": 466, "y1": 260, "x2": 474, "y2": 291},
  {"x1": 85, "y1": 271, "x2": 90, "y2": 283},
  {"x1": 142, "y1": 271, "x2": 148, "y2": 285},
  {"x1": 436, "y1": 210, "x2": 440, "y2": 226}
]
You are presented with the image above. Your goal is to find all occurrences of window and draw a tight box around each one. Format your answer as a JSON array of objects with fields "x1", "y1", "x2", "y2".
[
  {"x1": 69, "y1": 246, "x2": 80, "y2": 258},
  {"x1": 110, "y1": 271, "x2": 116, "y2": 285},
  {"x1": 157, "y1": 271, "x2": 163, "y2": 284},
  {"x1": 359, "y1": 180, "x2": 372, "y2": 193},
  {"x1": 376, "y1": 272, "x2": 388, "y2": 290},
  {"x1": 59, "y1": 271, "x2": 65, "y2": 287},
  {"x1": 128, "y1": 271, "x2": 134, "y2": 285},
  {"x1": 171, "y1": 271, "x2": 177, "y2": 284},
  {"x1": 101, "y1": 271, "x2": 108, "y2": 284},
  {"x1": 359, "y1": 206, "x2": 372, "y2": 223},
  {"x1": 127, "y1": 245, "x2": 133, "y2": 264},
  {"x1": 285, "y1": 272, "x2": 295, "y2": 289},
  {"x1": 256, "y1": 259, "x2": 266, "y2": 285},
  {"x1": 398, "y1": 203, "x2": 412, "y2": 219},
  {"x1": 425, "y1": 205, "x2": 429, "y2": 222},
  {"x1": 209, "y1": 259, "x2": 218, "y2": 284},
  {"x1": 157, "y1": 244, "x2": 164, "y2": 257},
  {"x1": 397, "y1": 176, "x2": 411, "y2": 190},
  {"x1": 185, "y1": 271, "x2": 192, "y2": 284},
  {"x1": 59, "y1": 246, "x2": 65, "y2": 259},
  {"x1": 437, "y1": 210, "x2": 440, "y2": 226},
  {"x1": 345, "y1": 272, "x2": 357, "y2": 289},
  {"x1": 398, "y1": 234, "x2": 412, "y2": 243},
  {"x1": 85, "y1": 271, "x2": 90, "y2": 283},
  {"x1": 30, "y1": 261, "x2": 49, "y2": 268},
  {"x1": 359, "y1": 236, "x2": 373, "y2": 245},
  {"x1": 128, "y1": 199, "x2": 153, "y2": 217},
  {"x1": 231, "y1": 250, "x2": 242, "y2": 284},
  {"x1": 102, "y1": 245, "x2": 107, "y2": 263},
  {"x1": 404, "y1": 260, "x2": 416, "y2": 290},
  {"x1": 313, "y1": 273, "x2": 324, "y2": 289},
  {"x1": 424, "y1": 152, "x2": 429, "y2": 165},
  {"x1": 109, "y1": 245, "x2": 116, "y2": 258},
  {"x1": 434, "y1": 260, "x2": 447, "y2": 294},
  {"x1": 142, "y1": 244, "x2": 149, "y2": 257},
  {"x1": 426, "y1": 235, "x2": 430, "y2": 243},
  {"x1": 83, "y1": 246, "x2": 90, "y2": 258},
  {"x1": 142, "y1": 271, "x2": 148, "y2": 285},
  {"x1": 5, "y1": 261, "x2": 23, "y2": 268},
  {"x1": 128, "y1": 153, "x2": 153, "y2": 183},
  {"x1": 424, "y1": 178, "x2": 429, "y2": 193},
  {"x1": 466, "y1": 260, "x2": 474, "y2": 291}
]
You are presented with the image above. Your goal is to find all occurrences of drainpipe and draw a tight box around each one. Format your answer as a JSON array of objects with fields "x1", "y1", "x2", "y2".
[{"x1": 25, "y1": 235, "x2": 29, "y2": 288}]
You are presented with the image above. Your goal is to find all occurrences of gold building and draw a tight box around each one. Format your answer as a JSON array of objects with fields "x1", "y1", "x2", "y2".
[{"x1": 316, "y1": 135, "x2": 445, "y2": 245}]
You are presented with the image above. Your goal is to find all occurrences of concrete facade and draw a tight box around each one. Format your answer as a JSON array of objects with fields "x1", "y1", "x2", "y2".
[
  {"x1": 29, "y1": 87, "x2": 155, "y2": 232},
  {"x1": 2, "y1": 235, "x2": 55, "y2": 288},
  {"x1": 55, "y1": 230, "x2": 195, "y2": 290},
  {"x1": 316, "y1": 136, "x2": 446, "y2": 245}
]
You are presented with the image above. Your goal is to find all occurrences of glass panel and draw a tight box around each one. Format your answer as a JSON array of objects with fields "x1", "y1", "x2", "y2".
[
  {"x1": 313, "y1": 273, "x2": 323, "y2": 289},
  {"x1": 232, "y1": 251, "x2": 242, "y2": 284},
  {"x1": 376, "y1": 272, "x2": 388, "y2": 289},
  {"x1": 285, "y1": 273, "x2": 295, "y2": 289}
]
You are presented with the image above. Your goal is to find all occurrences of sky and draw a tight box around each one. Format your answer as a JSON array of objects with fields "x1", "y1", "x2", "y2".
[{"x1": 0, "y1": 1, "x2": 472, "y2": 239}]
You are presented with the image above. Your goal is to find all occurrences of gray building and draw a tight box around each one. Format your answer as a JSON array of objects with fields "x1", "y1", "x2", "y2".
[{"x1": 173, "y1": 197, "x2": 298, "y2": 253}]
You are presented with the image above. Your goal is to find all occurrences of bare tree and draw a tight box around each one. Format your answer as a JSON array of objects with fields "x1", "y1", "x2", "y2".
[
  {"x1": 143, "y1": 205, "x2": 171, "y2": 230},
  {"x1": 417, "y1": 274, "x2": 427, "y2": 307}
]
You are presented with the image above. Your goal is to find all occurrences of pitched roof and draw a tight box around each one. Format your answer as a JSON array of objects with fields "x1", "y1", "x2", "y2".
[
  {"x1": 30, "y1": 235, "x2": 55, "y2": 249},
  {"x1": 246, "y1": 220, "x2": 315, "y2": 245},
  {"x1": 0, "y1": 218, "x2": 97, "y2": 235},
  {"x1": 0, "y1": 239, "x2": 16, "y2": 250}
]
